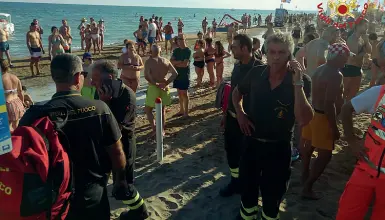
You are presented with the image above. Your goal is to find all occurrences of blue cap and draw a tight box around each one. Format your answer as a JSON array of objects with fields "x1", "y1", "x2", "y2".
[{"x1": 82, "y1": 52, "x2": 92, "y2": 60}]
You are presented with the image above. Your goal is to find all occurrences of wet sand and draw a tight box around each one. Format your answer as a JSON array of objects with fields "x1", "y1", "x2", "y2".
[{"x1": 8, "y1": 26, "x2": 374, "y2": 219}]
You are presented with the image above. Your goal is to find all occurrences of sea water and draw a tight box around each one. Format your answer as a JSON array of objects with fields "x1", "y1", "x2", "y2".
[
  {"x1": 1, "y1": 2, "x2": 314, "y2": 57},
  {"x1": 0, "y1": 69, "x2": 13, "y2": 156}
]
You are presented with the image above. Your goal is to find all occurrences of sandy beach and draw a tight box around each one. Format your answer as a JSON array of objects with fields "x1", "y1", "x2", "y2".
[{"x1": 7, "y1": 25, "x2": 375, "y2": 219}]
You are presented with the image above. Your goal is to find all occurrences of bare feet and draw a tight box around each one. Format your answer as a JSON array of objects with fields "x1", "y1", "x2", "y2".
[{"x1": 301, "y1": 190, "x2": 323, "y2": 200}]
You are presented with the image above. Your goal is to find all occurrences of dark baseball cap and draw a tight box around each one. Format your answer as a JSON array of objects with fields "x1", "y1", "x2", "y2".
[{"x1": 51, "y1": 54, "x2": 83, "y2": 83}]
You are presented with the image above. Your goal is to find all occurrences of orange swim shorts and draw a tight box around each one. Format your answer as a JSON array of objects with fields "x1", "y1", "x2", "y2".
[{"x1": 301, "y1": 110, "x2": 334, "y2": 150}]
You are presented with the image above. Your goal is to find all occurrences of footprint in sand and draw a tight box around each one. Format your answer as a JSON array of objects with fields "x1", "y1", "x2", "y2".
[{"x1": 159, "y1": 196, "x2": 179, "y2": 210}]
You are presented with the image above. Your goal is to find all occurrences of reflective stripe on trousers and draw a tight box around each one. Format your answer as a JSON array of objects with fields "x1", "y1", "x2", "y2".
[{"x1": 122, "y1": 191, "x2": 144, "y2": 210}]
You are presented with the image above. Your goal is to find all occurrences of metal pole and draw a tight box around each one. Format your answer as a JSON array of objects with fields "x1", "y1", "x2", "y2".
[{"x1": 155, "y1": 97, "x2": 163, "y2": 161}]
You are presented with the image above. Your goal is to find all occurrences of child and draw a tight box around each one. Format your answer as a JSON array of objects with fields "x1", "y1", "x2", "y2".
[
  {"x1": 22, "y1": 86, "x2": 33, "y2": 108},
  {"x1": 80, "y1": 52, "x2": 98, "y2": 99}
]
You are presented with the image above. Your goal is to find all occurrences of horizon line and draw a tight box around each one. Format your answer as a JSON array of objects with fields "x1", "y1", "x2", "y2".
[{"x1": 0, "y1": 1, "x2": 318, "y2": 11}]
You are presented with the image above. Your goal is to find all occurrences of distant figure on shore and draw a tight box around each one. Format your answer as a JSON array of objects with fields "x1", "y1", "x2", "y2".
[
  {"x1": 80, "y1": 52, "x2": 97, "y2": 100},
  {"x1": 26, "y1": 22, "x2": 44, "y2": 76},
  {"x1": 144, "y1": 45, "x2": 178, "y2": 136},
  {"x1": 0, "y1": 25, "x2": 13, "y2": 67},
  {"x1": 98, "y1": 19, "x2": 105, "y2": 50},
  {"x1": 212, "y1": 18, "x2": 217, "y2": 38},
  {"x1": 202, "y1": 17, "x2": 208, "y2": 35},
  {"x1": 84, "y1": 24, "x2": 92, "y2": 52},
  {"x1": 177, "y1": 18, "x2": 184, "y2": 34},
  {"x1": 59, "y1": 19, "x2": 71, "y2": 36},
  {"x1": 214, "y1": 40, "x2": 231, "y2": 87},
  {"x1": 90, "y1": 22, "x2": 101, "y2": 55},
  {"x1": 163, "y1": 22, "x2": 174, "y2": 54},
  {"x1": 171, "y1": 34, "x2": 192, "y2": 117},
  {"x1": 193, "y1": 39, "x2": 205, "y2": 87},
  {"x1": 261, "y1": 22, "x2": 275, "y2": 54},
  {"x1": 292, "y1": 23, "x2": 302, "y2": 47},
  {"x1": 62, "y1": 26, "x2": 73, "y2": 53},
  {"x1": 1, "y1": 59, "x2": 25, "y2": 131},
  {"x1": 205, "y1": 37, "x2": 216, "y2": 87},
  {"x1": 48, "y1": 26, "x2": 65, "y2": 60},
  {"x1": 227, "y1": 23, "x2": 236, "y2": 52},
  {"x1": 133, "y1": 25, "x2": 146, "y2": 56},
  {"x1": 118, "y1": 41, "x2": 144, "y2": 92},
  {"x1": 148, "y1": 18, "x2": 157, "y2": 52},
  {"x1": 78, "y1": 18, "x2": 87, "y2": 50}
]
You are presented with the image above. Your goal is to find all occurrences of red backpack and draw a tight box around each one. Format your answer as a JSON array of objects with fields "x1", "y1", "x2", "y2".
[{"x1": 0, "y1": 107, "x2": 73, "y2": 220}]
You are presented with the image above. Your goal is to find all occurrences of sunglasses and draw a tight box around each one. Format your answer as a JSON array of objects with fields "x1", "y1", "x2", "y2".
[{"x1": 79, "y1": 71, "x2": 88, "y2": 78}]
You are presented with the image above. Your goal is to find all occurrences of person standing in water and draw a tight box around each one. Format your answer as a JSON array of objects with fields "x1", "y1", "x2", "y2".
[
  {"x1": 26, "y1": 22, "x2": 44, "y2": 77},
  {"x1": 202, "y1": 17, "x2": 208, "y2": 36},
  {"x1": 118, "y1": 41, "x2": 144, "y2": 92},
  {"x1": 342, "y1": 19, "x2": 371, "y2": 102},
  {"x1": 193, "y1": 39, "x2": 205, "y2": 87},
  {"x1": 214, "y1": 40, "x2": 231, "y2": 87}
]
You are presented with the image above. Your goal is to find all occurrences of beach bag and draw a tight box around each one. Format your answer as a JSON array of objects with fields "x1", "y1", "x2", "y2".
[{"x1": 0, "y1": 106, "x2": 73, "y2": 220}]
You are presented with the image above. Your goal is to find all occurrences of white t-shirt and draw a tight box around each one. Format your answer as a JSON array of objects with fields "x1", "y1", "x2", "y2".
[
  {"x1": 351, "y1": 86, "x2": 382, "y2": 114},
  {"x1": 148, "y1": 23, "x2": 157, "y2": 38}
]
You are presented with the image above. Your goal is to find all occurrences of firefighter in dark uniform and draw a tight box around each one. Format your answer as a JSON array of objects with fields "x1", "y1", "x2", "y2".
[
  {"x1": 91, "y1": 60, "x2": 149, "y2": 219},
  {"x1": 232, "y1": 33, "x2": 313, "y2": 219},
  {"x1": 220, "y1": 34, "x2": 263, "y2": 197}
]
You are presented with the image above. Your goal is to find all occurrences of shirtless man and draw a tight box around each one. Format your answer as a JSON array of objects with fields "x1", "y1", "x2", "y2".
[
  {"x1": 297, "y1": 26, "x2": 340, "y2": 76},
  {"x1": 144, "y1": 45, "x2": 178, "y2": 135},
  {"x1": 301, "y1": 43, "x2": 353, "y2": 200},
  {"x1": 26, "y1": 22, "x2": 44, "y2": 77},
  {"x1": 202, "y1": 17, "x2": 208, "y2": 35},
  {"x1": 163, "y1": 22, "x2": 174, "y2": 54},
  {"x1": 342, "y1": 19, "x2": 371, "y2": 102},
  {"x1": 118, "y1": 41, "x2": 144, "y2": 92},
  {"x1": 227, "y1": 23, "x2": 236, "y2": 53},
  {"x1": 0, "y1": 25, "x2": 13, "y2": 67},
  {"x1": 133, "y1": 25, "x2": 146, "y2": 56},
  {"x1": 59, "y1": 19, "x2": 71, "y2": 36},
  {"x1": 141, "y1": 19, "x2": 149, "y2": 41}
]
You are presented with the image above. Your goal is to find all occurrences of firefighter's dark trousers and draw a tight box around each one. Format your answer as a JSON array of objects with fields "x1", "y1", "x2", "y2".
[{"x1": 224, "y1": 112, "x2": 244, "y2": 179}]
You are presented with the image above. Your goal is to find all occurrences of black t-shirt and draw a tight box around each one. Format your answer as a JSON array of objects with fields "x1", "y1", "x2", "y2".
[
  {"x1": 19, "y1": 90, "x2": 122, "y2": 187},
  {"x1": 108, "y1": 85, "x2": 136, "y2": 137},
  {"x1": 227, "y1": 57, "x2": 264, "y2": 113},
  {"x1": 237, "y1": 65, "x2": 311, "y2": 141}
]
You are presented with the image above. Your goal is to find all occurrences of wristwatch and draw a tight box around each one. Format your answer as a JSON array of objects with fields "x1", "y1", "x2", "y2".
[{"x1": 293, "y1": 80, "x2": 304, "y2": 87}]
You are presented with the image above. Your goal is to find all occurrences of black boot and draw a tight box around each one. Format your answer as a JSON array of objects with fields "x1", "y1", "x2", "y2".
[
  {"x1": 119, "y1": 203, "x2": 150, "y2": 220},
  {"x1": 219, "y1": 177, "x2": 240, "y2": 197}
]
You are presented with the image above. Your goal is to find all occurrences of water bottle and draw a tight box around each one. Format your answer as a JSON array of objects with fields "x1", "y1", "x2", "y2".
[{"x1": 0, "y1": 68, "x2": 13, "y2": 155}]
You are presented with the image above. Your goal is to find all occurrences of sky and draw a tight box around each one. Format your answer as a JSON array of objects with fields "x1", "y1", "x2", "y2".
[{"x1": 0, "y1": 0, "x2": 323, "y2": 10}]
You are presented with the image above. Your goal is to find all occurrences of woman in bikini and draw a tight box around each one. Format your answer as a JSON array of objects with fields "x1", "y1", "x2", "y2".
[
  {"x1": 62, "y1": 26, "x2": 73, "y2": 53},
  {"x1": 177, "y1": 18, "x2": 184, "y2": 34},
  {"x1": 193, "y1": 39, "x2": 205, "y2": 87},
  {"x1": 204, "y1": 37, "x2": 216, "y2": 87},
  {"x1": 90, "y1": 22, "x2": 101, "y2": 55},
  {"x1": 214, "y1": 41, "x2": 231, "y2": 87},
  {"x1": 1, "y1": 59, "x2": 25, "y2": 132},
  {"x1": 118, "y1": 41, "x2": 144, "y2": 92},
  {"x1": 85, "y1": 24, "x2": 92, "y2": 52},
  {"x1": 48, "y1": 26, "x2": 66, "y2": 60},
  {"x1": 98, "y1": 19, "x2": 105, "y2": 51}
]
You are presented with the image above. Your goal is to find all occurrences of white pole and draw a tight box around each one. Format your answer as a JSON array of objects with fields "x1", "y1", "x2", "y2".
[{"x1": 155, "y1": 97, "x2": 163, "y2": 161}]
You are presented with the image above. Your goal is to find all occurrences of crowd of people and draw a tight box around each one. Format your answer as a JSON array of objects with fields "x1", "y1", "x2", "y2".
[{"x1": 2, "y1": 9, "x2": 385, "y2": 220}]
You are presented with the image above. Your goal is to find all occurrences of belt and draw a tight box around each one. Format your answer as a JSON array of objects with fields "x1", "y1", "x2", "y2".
[{"x1": 251, "y1": 137, "x2": 280, "y2": 143}]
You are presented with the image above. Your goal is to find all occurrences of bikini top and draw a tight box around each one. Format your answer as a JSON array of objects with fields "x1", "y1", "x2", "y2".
[
  {"x1": 123, "y1": 56, "x2": 139, "y2": 66},
  {"x1": 51, "y1": 36, "x2": 61, "y2": 45},
  {"x1": 4, "y1": 88, "x2": 17, "y2": 94}
]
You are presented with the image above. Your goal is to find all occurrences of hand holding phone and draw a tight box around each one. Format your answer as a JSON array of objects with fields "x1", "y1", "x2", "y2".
[{"x1": 102, "y1": 78, "x2": 123, "y2": 99}]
